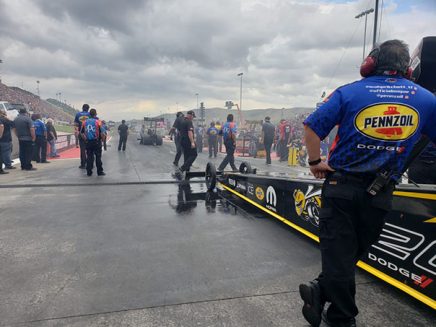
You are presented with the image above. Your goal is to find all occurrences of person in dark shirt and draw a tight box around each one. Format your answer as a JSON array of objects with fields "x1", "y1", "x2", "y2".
[
  {"x1": 261, "y1": 116, "x2": 275, "y2": 164},
  {"x1": 118, "y1": 120, "x2": 129, "y2": 151},
  {"x1": 174, "y1": 110, "x2": 197, "y2": 179},
  {"x1": 31, "y1": 113, "x2": 49, "y2": 163},
  {"x1": 207, "y1": 121, "x2": 219, "y2": 158},
  {"x1": 0, "y1": 108, "x2": 16, "y2": 169},
  {"x1": 14, "y1": 108, "x2": 36, "y2": 170},
  {"x1": 169, "y1": 112, "x2": 184, "y2": 166},
  {"x1": 75, "y1": 104, "x2": 91, "y2": 168}
]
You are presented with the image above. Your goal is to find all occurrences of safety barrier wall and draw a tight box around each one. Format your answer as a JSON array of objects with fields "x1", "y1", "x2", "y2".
[{"x1": 10, "y1": 132, "x2": 76, "y2": 159}]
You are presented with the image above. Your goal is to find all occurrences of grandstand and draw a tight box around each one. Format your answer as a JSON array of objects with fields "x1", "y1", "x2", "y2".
[{"x1": 0, "y1": 82, "x2": 74, "y2": 122}]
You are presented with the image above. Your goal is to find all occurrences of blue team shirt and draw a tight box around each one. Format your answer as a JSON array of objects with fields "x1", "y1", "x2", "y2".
[
  {"x1": 221, "y1": 122, "x2": 237, "y2": 141},
  {"x1": 304, "y1": 75, "x2": 436, "y2": 180},
  {"x1": 75, "y1": 111, "x2": 91, "y2": 126},
  {"x1": 33, "y1": 119, "x2": 47, "y2": 136},
  {"x1": 207, "y1": 127, "x2": 219, "y2": 137}
]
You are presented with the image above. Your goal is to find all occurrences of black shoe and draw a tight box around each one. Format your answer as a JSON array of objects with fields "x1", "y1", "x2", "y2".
[
  {"x1": 0, "y1": 170, "x2": 9, "y2": 174},
  {"x1": 5, "y1": 166, "x2": 16, "y2": 169},
  {"x1": 87, "y1": 171, "x2": 92, "y2": 176},
  {"x1": 97, "y1": 172, "x2": 106, "y2": 176},
  {"x1": 299, "y1": 281, "x2": 323, "y2": 327},
  {"x1": 23, "y1": 167, "x2": 37, "y2": 171},
  {"x1": 40, "y1": 161, "x2": 50, "y2": 163},
  {"x1": 79, "y1": 165, "x2": 86, "y2": 169},
  {"x1": 322, "y1": 311, "x2": 356, "y2": 327}
]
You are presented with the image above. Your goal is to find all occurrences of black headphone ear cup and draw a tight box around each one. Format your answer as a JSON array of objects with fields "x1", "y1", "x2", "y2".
[
  {"x1": 405, "y1": 67, "x2": 413, "y2": 79},
  {"x1": 360, "y1": 47, "x2": 380, "y2": 77},
  {"x1": 360, "y1": 56, "x2": 377, "y2": 77}
]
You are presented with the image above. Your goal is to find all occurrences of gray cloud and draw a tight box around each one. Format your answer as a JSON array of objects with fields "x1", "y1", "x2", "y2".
[{"x1": 0, "y1": 0, "x2": 434, "y2": 121}]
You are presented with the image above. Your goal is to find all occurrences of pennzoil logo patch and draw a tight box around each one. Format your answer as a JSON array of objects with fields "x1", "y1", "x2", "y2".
[
  {"x1": 255, "y1": 187, "x2": 265, "y2": 201},
  {"x1": 354, "y1": 103, "x2": 419, "y2": 141}
]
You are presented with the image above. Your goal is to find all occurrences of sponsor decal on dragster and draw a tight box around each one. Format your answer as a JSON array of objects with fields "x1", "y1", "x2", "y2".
[
  {"x1": 247, "y1": 183, "x2": 254, "y2": 195},
  {"x1": 265, "y1": 186, "x2": 277, "y2": 212},
  {"x1": 228, "y1": 178, "x2": 236, "y2": 187},
  {"x1": 293, "y1": 185, "x2": 322, "y2": 227},
  {"x1": 255, "y1": 186, "x2": 265, "y2": 201},
  {"x1": 236, "y1": 181, "x2": 247, "y2": 193},
  {"x1": 367, "y1": 223, "x2": 435, "y2": 291}
]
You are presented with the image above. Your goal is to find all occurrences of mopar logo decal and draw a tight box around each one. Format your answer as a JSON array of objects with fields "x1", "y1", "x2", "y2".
[
  {"x1": 266, "y1": 186, "x2": 276, "y2": 206},
  {"x1": 354, "y1": 103, "x2": 419, "y2": 141},
  {"x1": 255, "y1": 187, "x2": 264, "y2": 201},
  {"x1": 228, "y1": 178, "x2": 236, "y2": 187},
  {"x1": 265, "y1": 186, "x2": 277, "y2": 212}
]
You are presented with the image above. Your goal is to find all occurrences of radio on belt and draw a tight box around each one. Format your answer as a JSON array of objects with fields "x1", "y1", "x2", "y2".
[{"x1": 367, "y1": 170, "x2": 392, "y2": 196}]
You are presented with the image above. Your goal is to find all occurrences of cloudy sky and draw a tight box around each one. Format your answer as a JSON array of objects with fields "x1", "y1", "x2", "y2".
[{"x1": 0, "y1": 0, "x2": 435, "y2": 120}]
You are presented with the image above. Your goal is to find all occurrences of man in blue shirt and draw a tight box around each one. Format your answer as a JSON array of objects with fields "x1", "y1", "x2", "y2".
[
  {"x1": 217, "y1": 114, "x2": 238, "y2": 171},
  {"x1": 75, "y1": 104, "x2": 91, "y2": 169},
  {"x1": 299, "y1": 40, "x2": 436, "y2": 327},
  {"x1": 32, "y1": 113, "x2": 49, "y2": 163}
]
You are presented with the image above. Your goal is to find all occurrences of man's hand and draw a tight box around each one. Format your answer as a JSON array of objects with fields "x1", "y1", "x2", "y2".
[
  {"x1": 191, "y1": 141, "x2": 196, "y2": 149},
  {"x1": 310, "y1": 161, "x2": 335, "y2": 179}
]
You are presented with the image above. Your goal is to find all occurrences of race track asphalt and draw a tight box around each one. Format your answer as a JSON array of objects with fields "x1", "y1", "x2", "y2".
[{"x1": 0, "y1": 136, "x2": 434, "y2": 326}]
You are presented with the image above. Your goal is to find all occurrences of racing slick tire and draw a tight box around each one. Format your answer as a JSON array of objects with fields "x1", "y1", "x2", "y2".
[{"x1": 205, "y1": 162, "x2": 217, "y2": 191}]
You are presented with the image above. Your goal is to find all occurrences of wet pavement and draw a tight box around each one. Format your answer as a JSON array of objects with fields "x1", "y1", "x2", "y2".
[{"x1": 0, "y1": 137, "x2": 434, "y2": 326}]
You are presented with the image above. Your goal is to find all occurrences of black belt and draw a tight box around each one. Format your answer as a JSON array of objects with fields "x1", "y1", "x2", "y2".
[{"x1": 327, "y1": 171, "x2": 376, "y2": 184}]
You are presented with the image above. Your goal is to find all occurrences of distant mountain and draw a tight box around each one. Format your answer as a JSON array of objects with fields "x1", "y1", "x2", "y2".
[
  {"x1": 46, "y1": 98, "x2": 78, "y2": 117},
  {"x1": 153, "y1": 107, "x2": 314, "y2": 125}
]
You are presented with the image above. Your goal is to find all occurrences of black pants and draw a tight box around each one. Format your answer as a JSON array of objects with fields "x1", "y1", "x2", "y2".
[
  {"x1": 0, "y1": 143, "x2": 3, "y2": 170},
  {"x1": 279, "y1": 139, "x2": 288, "y2": 161},
  {"x1": 79, "y1": 137, "x2": 87, "y2": 167},
  {"x1": 86, "y1": 140, "x2": 103, "y2": 174},
  {"x1": 118, "y1": 135, "x2": 127, "y2": 151},
  {"x1": 317, "y1": 172, "x2": 392, "y2": 324},
  {"x1": 180, "y1": 141, "x2": 197, "y2": 172},
  {"x1": 196, "y1": 136, "x2": 203, "y2": 153},
  {"x1": 208, "y1": 137, "x2": 217, "y2": 158},
  {"x1": 174, "y1": 136, "x2": 183, "y2": 165},
  {"x1": 33, "y1": 136, "x2": 47, "y2": 162},
  {"x1": 264, "y1": 139, "x2": 273, "y2": 164},
  {"x1": 19, "y1": 140, "x2": 34, "y2": 170},
  {"x1": 408, "y1": 159, "x2": 436, "y2": 184},
  {"x1": 218, "y1": 139, "x2": 237, "y2": 171}
]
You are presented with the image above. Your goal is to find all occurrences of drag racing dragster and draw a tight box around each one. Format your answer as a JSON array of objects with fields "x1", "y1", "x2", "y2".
[{"x1": 139, "y1": 117, "x2": 164, "y2": 146}]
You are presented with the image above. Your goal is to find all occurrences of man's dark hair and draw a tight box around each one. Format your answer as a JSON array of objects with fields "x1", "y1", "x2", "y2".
[
  {"x1": 210, "y1": 121, "x2": 215, "y2": 127},
  {"x1": 176, "y1": 111, "x2": 183, "y2": 117},
  {"x1": 89, "y1": 108, "x2": 97, "y2": 117},
  {"x1": 376, "y1": 39, "x2": 410, "y2": 75},
  {"x1": 122, "y1": 120, "x2": 126, "y2": 124},
  {"x1": 82, "y1": 104, "x2": 90, "y2": 112},
  {"x1": 227, "y1": 114, "x2": 234, "y2": 122}
]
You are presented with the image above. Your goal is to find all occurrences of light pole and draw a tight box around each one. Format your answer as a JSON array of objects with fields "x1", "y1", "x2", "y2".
[
  {"x1": 0, "y1": 59, "x2": 3, "y2": 83},
  {"x1": 237, "y1": 72, "x2": 243, "y2": 125},
  {"x1": 355, "y1": 8, "x2": 374, "y2": 60},
  {"x1": 195, "y1": 93, "x2": 199, "y2": 110},
  {"x1": 36, "y1": 80, "x2": 40, "y2": 97}
]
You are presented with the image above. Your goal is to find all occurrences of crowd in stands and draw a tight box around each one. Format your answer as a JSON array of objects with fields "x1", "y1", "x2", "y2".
[{"x1": 0, "y1": 82, "x2": 74, "y2": 123}]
